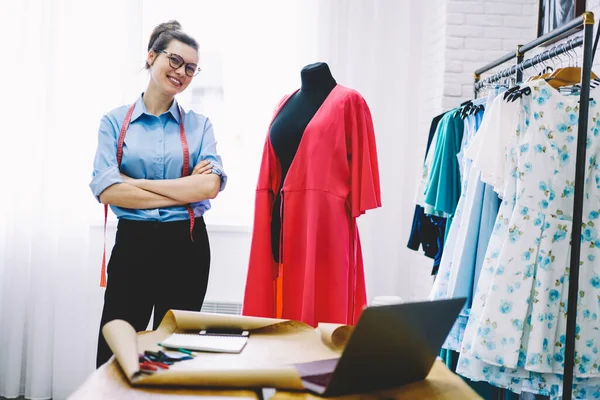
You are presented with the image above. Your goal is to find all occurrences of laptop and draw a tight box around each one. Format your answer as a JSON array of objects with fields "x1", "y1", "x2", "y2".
[{"x1": 294, "y1": 297, "x2": 466, "y2": 397}]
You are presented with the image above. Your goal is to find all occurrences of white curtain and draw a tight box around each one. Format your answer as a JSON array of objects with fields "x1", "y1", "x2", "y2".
[
  {"x1": 0, "y1": 1, "x2": 142, "y2": 398},
  {"x1": 304, "y1": 0, "x2": 434, "y2": 301}
]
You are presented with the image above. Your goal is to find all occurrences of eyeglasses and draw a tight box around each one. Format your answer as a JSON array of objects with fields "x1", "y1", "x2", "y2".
[{"x1": 158, "y1": 50, "x2": 201, "y2": 77}]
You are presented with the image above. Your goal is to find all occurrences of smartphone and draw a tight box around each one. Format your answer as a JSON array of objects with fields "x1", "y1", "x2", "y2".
[{"x1": 199, "y1": 329, "x2": 249, "y2": 337}]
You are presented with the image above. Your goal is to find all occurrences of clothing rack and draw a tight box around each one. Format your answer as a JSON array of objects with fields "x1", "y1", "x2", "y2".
[
  {"x1": 472, "y1": 12, "x2": 595, "y2": 400},
  {"x1": 473, "y1": 36, "x2": 584, "y2": 94}
]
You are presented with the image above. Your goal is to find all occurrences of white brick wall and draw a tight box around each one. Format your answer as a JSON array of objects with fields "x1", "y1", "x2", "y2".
[
  {"x1": 419, "y1": 0, "x2": 447, "y2": 114},
  {"x1": 444, "y1": 0, "x2": 538, "y2": 107},
  {"x1": 444, "y1": 0, "x2": 600, "y2": 108}
]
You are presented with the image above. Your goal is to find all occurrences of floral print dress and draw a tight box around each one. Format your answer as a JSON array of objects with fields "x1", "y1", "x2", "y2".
[{"x1": 457, "y1": 79, "x2": 600, "y2": 399}]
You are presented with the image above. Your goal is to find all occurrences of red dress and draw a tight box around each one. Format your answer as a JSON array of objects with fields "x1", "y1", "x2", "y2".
[{"x1": 242, "y1": 84, "x2": 382, "y2": 326}]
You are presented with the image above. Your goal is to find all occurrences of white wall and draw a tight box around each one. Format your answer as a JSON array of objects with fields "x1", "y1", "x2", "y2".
[{"x1": 408, "y1": 0, "x2": 449, "y2": 300}]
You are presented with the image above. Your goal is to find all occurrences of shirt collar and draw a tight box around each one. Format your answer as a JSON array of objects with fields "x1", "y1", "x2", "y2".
[
  {"x1": 167, "y1": 97, "x2": 181, "y2": 123},
  {"x1": 130, "y1": 93, "x2": 181, "y2": 123}
]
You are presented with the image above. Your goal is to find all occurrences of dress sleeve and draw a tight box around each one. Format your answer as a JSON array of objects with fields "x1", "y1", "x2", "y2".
[
  {"x1": 407, "y1": 205, "x2": 424, "y2": 251},
  {"x1": 424, "y1": 112, "x2": 465, "y2": 218},
  {"x1": 346, "y1": 94, "x2": 382, "y2": 218},
  {"x1": 242, "y1": 135, "x2": 279, "y2": 318},
  {"x1": 415, "y1": 127, "x2": 440, "y2": 207},
  {"x1": 89, "y1": 115, "x2": 124, "y2": 202}
]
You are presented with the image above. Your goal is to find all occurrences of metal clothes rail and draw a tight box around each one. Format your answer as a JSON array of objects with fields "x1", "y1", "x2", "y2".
[{"x1": 471, "y1": 12, "x2": 595, "y2": 400}]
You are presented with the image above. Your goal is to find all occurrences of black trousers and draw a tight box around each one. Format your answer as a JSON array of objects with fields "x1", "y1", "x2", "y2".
[{"x1": 96, "y1": 217, "x2": 210, "y2": 368}]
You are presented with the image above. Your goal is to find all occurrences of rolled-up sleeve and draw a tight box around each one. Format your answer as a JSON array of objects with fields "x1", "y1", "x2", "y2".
[
  {"x1": 200, "y1": 118, "x2": 227, "y2": 192},
  {"x1": 89, "y1": 115, "x2": 124, "y2": 202}
]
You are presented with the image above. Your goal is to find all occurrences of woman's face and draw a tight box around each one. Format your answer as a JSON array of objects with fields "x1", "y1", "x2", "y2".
[{"x1": 147, "y1": 40, "x2": 199, "y2": 97}]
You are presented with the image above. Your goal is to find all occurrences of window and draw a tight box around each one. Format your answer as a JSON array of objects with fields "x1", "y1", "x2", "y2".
[{"x1": 86, "y1": 0, "x2": 316, "y2": 227}]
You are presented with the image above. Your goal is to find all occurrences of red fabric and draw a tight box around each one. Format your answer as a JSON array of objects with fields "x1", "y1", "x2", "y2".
[{"x1": 242, "y1": 85, "x2": 381, "y2": 327}]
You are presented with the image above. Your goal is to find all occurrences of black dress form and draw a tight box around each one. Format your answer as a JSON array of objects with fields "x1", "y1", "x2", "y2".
[{"x1": 269, "y1": 62, "x2": 337, "y2": 262}]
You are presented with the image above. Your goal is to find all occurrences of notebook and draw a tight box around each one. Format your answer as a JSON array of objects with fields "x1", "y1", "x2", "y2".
[{"x1": 159, "y1": 331, "x2": 249, "y2": 353}]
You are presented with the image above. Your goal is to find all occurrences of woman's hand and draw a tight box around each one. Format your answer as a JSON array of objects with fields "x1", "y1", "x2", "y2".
[{"x1": 192, "y1": 160, "x2": 213, "y2": 175}]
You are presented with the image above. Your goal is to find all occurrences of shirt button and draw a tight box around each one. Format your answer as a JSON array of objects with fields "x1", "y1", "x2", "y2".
[{"x1": 158, "y1": 138, "x2": 163, "y2": 142}]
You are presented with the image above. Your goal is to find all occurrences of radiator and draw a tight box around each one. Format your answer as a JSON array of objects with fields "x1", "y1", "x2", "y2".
[{"x1": 200, "y1": 301, "x2": 242, "y2": 316}]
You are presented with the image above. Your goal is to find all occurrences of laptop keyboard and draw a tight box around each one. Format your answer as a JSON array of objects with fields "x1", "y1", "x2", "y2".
[{"x1": 302, "y1": 372, "x2": 333, "y2": 387}]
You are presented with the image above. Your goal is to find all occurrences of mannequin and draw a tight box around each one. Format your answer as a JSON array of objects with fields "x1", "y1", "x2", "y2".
[
  {"x1": 243, "y1": 62, "x2": 381, "y2": 326},
  {"x1": 269, "y1": 62, "x2": 337, "y2": 262}
]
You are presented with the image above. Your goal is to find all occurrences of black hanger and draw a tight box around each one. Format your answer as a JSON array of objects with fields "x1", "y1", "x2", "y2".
[
  {"x1": 503, "y1": 85, "x2": 520, "y2": 100},
  {"x1": 471, "y1": 103, "x2": 485, "y2": 115},
  {"x1": 505, "y1": 89, "x2": 519, "y2": 102},
  {"x1": 454, "y1": 100, "x2": 472, "y2": 118},
  {"x1": 505, "y1": 84, "x2": 528, "y2": 102},
  {"x1": 464, "y1": 101, "x2": 484, "y2": 118},
  {"x1": 460, "y1": 101, "x2": 473, "y2": 119},
  {"x1": 507, "y1": 86, "x2": 531, "y2": 102}
]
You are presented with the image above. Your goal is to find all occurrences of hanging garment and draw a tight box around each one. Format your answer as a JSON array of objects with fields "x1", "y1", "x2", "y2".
[
  {"x1": 407, "y1": 208, "x2": 446, "y2": 259},
  {"x1": 457, "y1": 79, "x2": 600, "y2": 399},
  {"x1": 423, "y1": 111, "x2": 465, "y2": 236},
  {"x1": 429, "y1": 218, "x2": 447, "y2": 275},
  {"x1": 431, "y1": 90, "x2": 504, "y2": 351},
  {"x1": 431, "y1": 106, "x2": 484, "y2": 350},
  {"x1": 446, "y1": 114, "x2": 500, "y2": 304},
  {"x1": 431, "y1": 105, "x2": 486, "y2": 298},
  {"x1": 407, "y1": 112, "x2": 448, "y2": 273},
  {"x1": 413, "y1": 110, "x2": 464, "y2": 274},
  {"x1": 242, "y1": 85, "x2": 382, "y2": 327}
]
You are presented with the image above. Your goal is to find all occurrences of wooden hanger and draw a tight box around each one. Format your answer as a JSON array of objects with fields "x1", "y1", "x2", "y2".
[
  {"x1": 545, "y1": 41, "x2": 598, "y2": 88},
  {"x1": 546, "y1": 67, "x2": 599, "y2": 88}
]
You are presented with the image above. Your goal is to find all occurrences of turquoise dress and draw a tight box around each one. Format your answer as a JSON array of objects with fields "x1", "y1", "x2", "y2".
[{"x1": 423, "y1": 111, "x2": 465, "y2": 234}]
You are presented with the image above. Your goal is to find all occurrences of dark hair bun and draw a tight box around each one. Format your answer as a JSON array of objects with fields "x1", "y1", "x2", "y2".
[{"x1": 148, "y1": 20, "x2": 182, "y2": 51}]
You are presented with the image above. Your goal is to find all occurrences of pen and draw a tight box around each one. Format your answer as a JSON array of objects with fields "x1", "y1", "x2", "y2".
[
  {"x1": 158, "y1": 344, "x2": 195, "y2": 356},
  {"x1": 147, "y1": 360, "x2": 170, "y2": 369},
  {"x1": 139, "y1": 355, "x2": 172, "y2": 368},
  {"x1": 139, "y1": 362, "x2": 158, "y2": 371}
]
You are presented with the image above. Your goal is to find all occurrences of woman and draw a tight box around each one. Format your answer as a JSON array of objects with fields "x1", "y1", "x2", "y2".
[{"x1": 89, "y1": 20, "x2": 226, "y2": 367}]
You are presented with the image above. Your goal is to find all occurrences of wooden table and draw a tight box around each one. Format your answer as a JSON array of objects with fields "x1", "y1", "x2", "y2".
[
  {"x1": 68, "y1": 360, "x2": 260, "y2": 399},
  {"x1": 272, "y1": 360, "x2": 482, "y2": 400},
  {"x1": 68, "y1": 359, "x2": 481, "y2": 400}
]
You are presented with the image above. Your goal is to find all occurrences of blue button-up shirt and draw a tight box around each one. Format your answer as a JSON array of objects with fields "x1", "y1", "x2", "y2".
[{"x1": 90, "y1": 94, "x2": 227, "y2": 221}]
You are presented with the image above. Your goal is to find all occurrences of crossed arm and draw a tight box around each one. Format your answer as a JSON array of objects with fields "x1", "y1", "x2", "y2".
[{"x1": 99, "y1": 161, "x2": 220, "y2": 209}]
